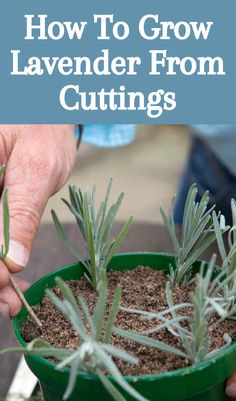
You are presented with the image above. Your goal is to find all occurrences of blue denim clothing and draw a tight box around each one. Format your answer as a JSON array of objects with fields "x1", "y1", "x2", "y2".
[
  {"x1": 82, "y1": 125, "x2": 136, "y2": 147},
  {"x1": 192, "y1": 125, "x2": 236, "y2": 176},
  {"x1": 173, "y1": 137, "x2": 236, "y2": 225}
]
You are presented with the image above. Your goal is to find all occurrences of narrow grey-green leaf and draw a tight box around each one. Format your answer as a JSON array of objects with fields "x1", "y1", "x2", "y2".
[
  {"x1": 114, "y1": 328, "x2": 187, "y2": 359},
  {"x1": 103, "y1": 217, "x2": 133, "y2": 271},
  {"x1": 55, "y1": 277, "x2": 79, "y2": 311},
  {"x1": 51, "y1": 210, "x2": 81, "y2": 260},
  {"x1": 0, "y1": 165, "x2": 5, "y2": 179},
  {"x1": 62, "y1": 354, "x2": 82, "y2": 400},
  {"x1": 97, "y1": 370, "x2": 127, "y2": 401},
  {"x1": 46, "y1": 289, "x2": 86, "y2": 339},
  {"x1": 2, "y1": 188, "x2": 9, "y2": 259},
  {"x1": 99, "y1": 178, "x2": 113, "y2": 230},
  {"x1": 213, "y1": 211, "x2": 227, "y2": 263},
  {"x1": 101, "y1": 344, "x2": 139, "y2": 365},
  {"x1": 104, "y1": 285, "x2": 122, "y2": 343},
  {"x1": 78, "y1": 297, "x2": 96, "y2": 335},
  {"x1": 93, "y1": 281, "x2": 107, "y2": 340},
  {"x1": 94, "y1": 345, "x2": 148, "y2": 401},
  {"x1": 160, "y1": 207, "x2": 179, "y2": 255}
]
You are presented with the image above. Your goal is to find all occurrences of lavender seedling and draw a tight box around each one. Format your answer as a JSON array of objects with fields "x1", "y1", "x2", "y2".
[
  {"x1": 52, "y1": 179, "x2": 133, "y2": 291},
  {"x1": 179, "y1": 255, "x2": 232, "y2": 363},
  {"x1": 0, "y1": 165, "x2": 42, "y2": 328},
  {"x1": 213, "y1": 201, "x2": 236, "y2": 289},
  {"x1": 212, "y1": 201, "x2": 236, "y2": 317},
  {"x1": 161, "y1": 184, "x2": 222, "y2": 286},
  {"x1": 2, "y1": 278, "x2": 148, "y2": 401},
  {"x1": 115, "y1": 255, "x2": 233, "y2": 365}
]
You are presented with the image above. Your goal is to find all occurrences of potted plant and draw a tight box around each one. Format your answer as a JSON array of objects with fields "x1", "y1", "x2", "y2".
[{"x1": 2, "y1": 178, "x2": 236, "y2": 401}]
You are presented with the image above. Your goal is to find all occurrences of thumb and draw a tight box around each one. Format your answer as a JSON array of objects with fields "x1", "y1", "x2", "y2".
[
  {"x1": 2, "y1": 182, "x2": 48, "y2": 274},
  {"x1": 2, "y1": 148, "x2": 57, "y2": 273}
]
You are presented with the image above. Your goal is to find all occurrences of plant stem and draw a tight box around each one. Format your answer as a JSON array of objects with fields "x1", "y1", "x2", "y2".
[{"x1": 9, "y1": 275, "x2": 42, "y2": 329}]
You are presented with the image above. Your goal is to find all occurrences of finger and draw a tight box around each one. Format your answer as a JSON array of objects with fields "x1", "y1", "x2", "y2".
[
  {"x1": 226, "y1": 373, "x2": 236, "y2": 398},
  {"x1": 0, "y1": 260, "x2": 10, "y2": 289},
  {"x1": 1, "y1": 126, "x2": 77, "y2": 274},
  {"x1": 1, "y1": 138, "x2": 57, "y2": 273},
  {"x1": 227, "y1": 372, "x2": 236, "y2": 387},
  {"x1": 4, "y1": 241, "x2": 30, "y2": 274},
  {"x1": 0, "y1": 277, "x2": 29, "y2": 316}
]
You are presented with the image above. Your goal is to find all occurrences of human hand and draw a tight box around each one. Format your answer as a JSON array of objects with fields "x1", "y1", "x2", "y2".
[
  {"x1": 226, "y1": 372, "x2": 236, "y2": 400},
  {"x1": 0, "y1": 125, "x2": 77, "y2": 316}
]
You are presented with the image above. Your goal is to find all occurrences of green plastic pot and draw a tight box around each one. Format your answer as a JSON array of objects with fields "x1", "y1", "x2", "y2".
[{"x1": 13, "y1": 253, "x2": 236, "y2": 401}]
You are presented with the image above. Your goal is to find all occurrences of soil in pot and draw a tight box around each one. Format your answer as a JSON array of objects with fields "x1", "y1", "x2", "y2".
[{"x1": 22, "y1": 266, "x2": 236, "y2": 376}]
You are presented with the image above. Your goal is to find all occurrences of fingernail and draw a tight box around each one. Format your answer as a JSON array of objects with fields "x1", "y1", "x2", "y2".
[
  {"x1": 226, "y1": 383, "x2": 236, "y2": 397},
  {"x1": 0, "y1": 302, "x2": 10, "y2": 318},
  {"x1": 7, "y1": 240, "x2": 29, "y2": 267}
]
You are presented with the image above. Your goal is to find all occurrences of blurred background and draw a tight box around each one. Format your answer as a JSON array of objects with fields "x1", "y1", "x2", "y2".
[{"x1": 44, "y1": 125, "x2": 189, "y2": 224}]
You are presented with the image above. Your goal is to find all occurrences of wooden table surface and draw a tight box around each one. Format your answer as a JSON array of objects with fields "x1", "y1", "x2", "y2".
[{"x1": 0, "y1": 222, "x2": 218, "y2": 396}]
